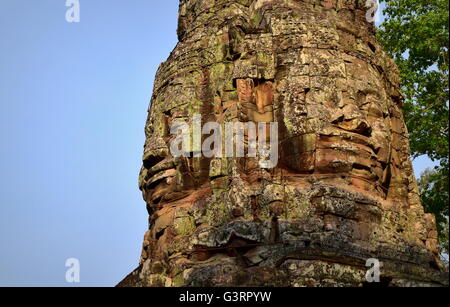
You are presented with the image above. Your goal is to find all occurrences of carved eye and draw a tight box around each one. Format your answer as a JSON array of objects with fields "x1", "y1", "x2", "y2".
[
  {"x1": 143, "y1": 154, "x2": 165, "y2": 170},
  {"x1": 368, "y1": 42, "x2": 377, "y2": 53}
]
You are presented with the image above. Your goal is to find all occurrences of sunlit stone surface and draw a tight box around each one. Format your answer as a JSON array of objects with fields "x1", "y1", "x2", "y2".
[{"x1": 118, "y1": 0, "x2": 448, "y2": 287}]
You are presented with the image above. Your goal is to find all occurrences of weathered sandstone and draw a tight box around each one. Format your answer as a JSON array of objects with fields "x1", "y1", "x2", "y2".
[{"x1": 118, "y1": 0, "x2": 448, "y2": 287}]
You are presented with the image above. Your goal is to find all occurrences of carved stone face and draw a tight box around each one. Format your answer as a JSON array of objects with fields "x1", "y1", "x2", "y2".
[
  {"x1": 142, "y1": 48, "x2": 404, "y2": 205},
  {"x1": 277, "y1": 49, "x2": 399, "y2": 199},
  {"x1": 122, "y1": 0, "x2": 444, "y2": 288}
]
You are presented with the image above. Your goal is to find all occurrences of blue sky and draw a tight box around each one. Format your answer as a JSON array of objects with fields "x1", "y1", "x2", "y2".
[{"x1": 0, "y1": 1, "x2": 438, "y2": 287}]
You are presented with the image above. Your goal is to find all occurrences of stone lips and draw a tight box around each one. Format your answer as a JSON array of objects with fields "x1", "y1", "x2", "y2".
[{"x1": 119, "y1": 0, "x2": 448, "y2": 287}]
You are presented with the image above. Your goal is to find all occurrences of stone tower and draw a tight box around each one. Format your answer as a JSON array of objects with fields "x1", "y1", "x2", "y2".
[{"x1": 119, "y1": 0, "x2": 448, "y2": 287}]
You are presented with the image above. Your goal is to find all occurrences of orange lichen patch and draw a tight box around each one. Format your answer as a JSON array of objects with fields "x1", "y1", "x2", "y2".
[
  {"x1": 160, "y1": 185, "x2": 212, "y2": 209},
  {"x1": 254, "y1": 81, "x2": 274, "y2": 114},
  {"x1": 237, "y1": 79, "x2": 254, "y2": 104}
]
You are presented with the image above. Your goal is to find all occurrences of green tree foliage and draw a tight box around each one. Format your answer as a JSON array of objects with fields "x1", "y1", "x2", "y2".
[
  {"x1": 377, "y1": 0, "x2": 449, "y2": 255},
  {"x1": 418, "y1": 165, "x2": 449, "y2": 255}
]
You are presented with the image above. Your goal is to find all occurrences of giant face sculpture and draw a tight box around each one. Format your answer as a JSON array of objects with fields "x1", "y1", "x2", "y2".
[{"x1": 120, "y1": 0, "x2": 447, "y2": 287}]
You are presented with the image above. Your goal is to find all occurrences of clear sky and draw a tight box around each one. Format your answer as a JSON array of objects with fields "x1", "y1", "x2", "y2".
[{"x1": 0, "y1": 0, "x2": 438, "y2": 287}]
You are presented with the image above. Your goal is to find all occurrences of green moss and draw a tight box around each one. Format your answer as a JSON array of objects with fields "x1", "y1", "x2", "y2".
[
  {"x1": 284, "y1": 115, "x2": 295, "y2": 134},
  {"x1": 175, "y1": 217, "x2": 196, "y2": 237},
  {"x1": 138, "y1": 167, "x2": 148, "y2": 190},
  {"x1": 209, "y1": 63, "x2": 227, "y2": 88},
  {"x1": 250, "y1": 11, "x2": 263, "y2": 28},
  {"x1": 256, "y1": 52, "x2": 273, "y2": 67},
  {"x1": 206, "y1": 196, "x2": 232, "y2": 227},
  {"x1": 172, "y1": 273, "x2": 185, "y2": 287}
]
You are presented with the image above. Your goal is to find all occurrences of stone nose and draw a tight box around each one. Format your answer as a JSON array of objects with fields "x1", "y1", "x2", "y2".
[{"x1": 337, "y1": 118, "x2": 373, "y2": 136}]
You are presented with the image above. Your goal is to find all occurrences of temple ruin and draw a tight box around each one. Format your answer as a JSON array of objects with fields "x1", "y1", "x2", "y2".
[{"x1": 118, "y1": 0, "x2": 448, "y2": 287}]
